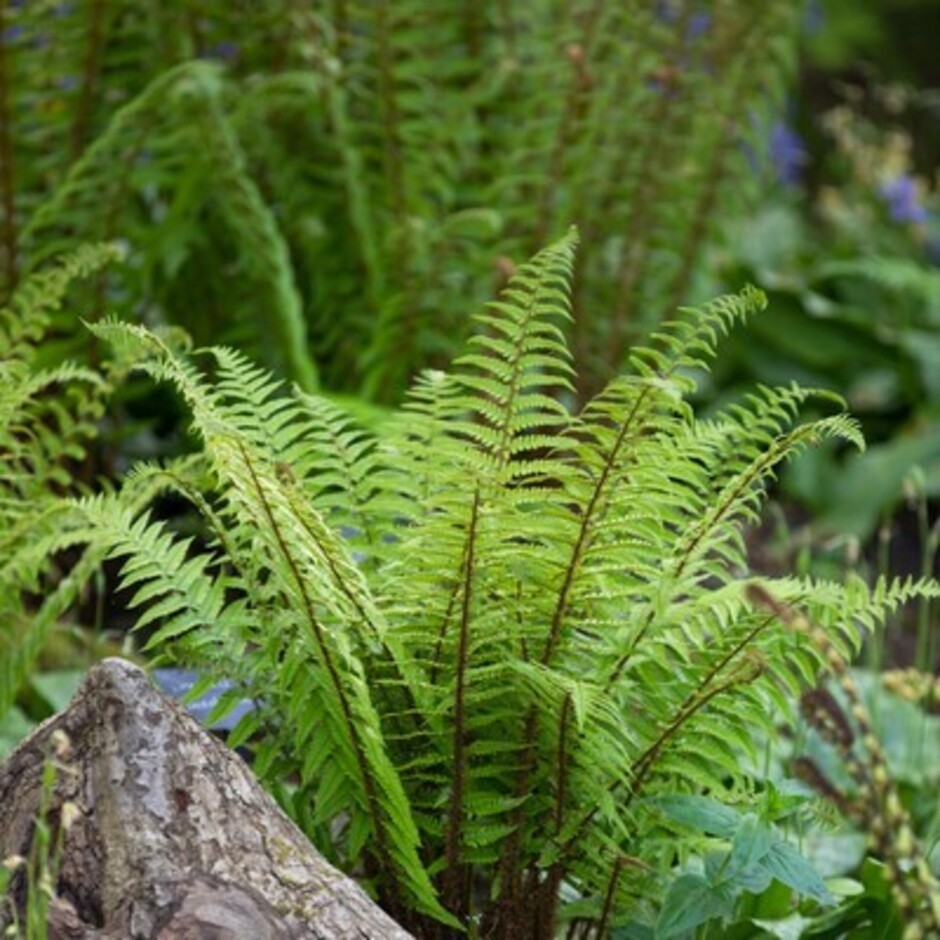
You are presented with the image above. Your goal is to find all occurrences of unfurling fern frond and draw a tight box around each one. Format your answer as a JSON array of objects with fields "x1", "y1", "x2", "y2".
[{"x1": 69, "y1": 232, "x2": 936, "y2": 938}]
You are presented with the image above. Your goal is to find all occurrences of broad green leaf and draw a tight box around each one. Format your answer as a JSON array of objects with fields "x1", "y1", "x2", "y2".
[
  {"x1": 761, "y1": 840, "x2": 834, "y2": 905},
  {"x1": 649, "y1": 794, "x2": 741, "y2": 838},
  {"x1": 728, "y1": 814, "x2": 774, "y2": 877},
  {"x1": 655, "y1": 873, "x2": 736, "y2": 939},
  {"x1": 29, "y1": 669, "x2": 85, "y2": 714}
]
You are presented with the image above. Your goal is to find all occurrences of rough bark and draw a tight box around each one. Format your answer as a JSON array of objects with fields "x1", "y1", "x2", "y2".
[{"x1": 0, "y1": 657, "x2": 413, "y2": 939}]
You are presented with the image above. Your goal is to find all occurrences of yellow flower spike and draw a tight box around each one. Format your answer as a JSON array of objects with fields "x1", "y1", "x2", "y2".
[
  {"x1": 895, "y1": 826, "x2": 913, "y2": 857},
  {"x1": 826, "y1": 648, "x2": 845, "y2": 670},
  {"x1": 885, "y1": 793, "x2": 903, "y2": 821}
]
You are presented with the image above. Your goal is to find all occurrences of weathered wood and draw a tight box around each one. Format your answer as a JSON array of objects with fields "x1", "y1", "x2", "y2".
[{"x1": 0, "y1": 658, "x2": 413, "y2": 939}]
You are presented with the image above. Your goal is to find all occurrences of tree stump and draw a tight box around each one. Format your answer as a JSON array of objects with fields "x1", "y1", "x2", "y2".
[{"x1": 0, "y1": 658, "x2": 413, "y2": 939}]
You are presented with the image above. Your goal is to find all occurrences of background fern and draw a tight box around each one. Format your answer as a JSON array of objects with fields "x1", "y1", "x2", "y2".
[
  {"x1": 1, "y1": 0, "x2": 804, "y2": 401},
  {"x1": 20, "y1": 231, "x2": 936, "y2": 936},
  {"x1": 0, "y1": 243, "x2": 123, "y2": 717}
]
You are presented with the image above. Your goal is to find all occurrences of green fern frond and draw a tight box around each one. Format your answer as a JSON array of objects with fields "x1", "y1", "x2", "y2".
[
  {"x1": 23, "y1": 61, "x2": 317, "y2": 387},
  {"x1": 89, "y1": 317, "x2": 449, "y2": 924},
  {"x1": 0, "y1": 241, "x2": 123, "y2": 357},
  {"x1": 0, "y1": 244, "x2": 123, "y2": 718}
]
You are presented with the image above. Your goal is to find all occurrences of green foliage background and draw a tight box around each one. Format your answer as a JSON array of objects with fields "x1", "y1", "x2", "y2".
[{"x1": 1, "y1": 0, "x2": 802, "y2": 401}]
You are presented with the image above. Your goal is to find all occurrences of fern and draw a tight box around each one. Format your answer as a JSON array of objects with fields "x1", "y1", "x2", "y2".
[
  {"x1": 19, "y1": 60, "x2": 317, "y2": 389},
  {"x1": 0, "y1": 242, "x2": 124, "y2": 717},
  {"x1": 33, "y1": 230, "x2": 935, "y2": 937}
]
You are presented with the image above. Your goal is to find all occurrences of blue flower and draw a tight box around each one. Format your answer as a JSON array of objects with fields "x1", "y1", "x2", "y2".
[
  {"x1": 687, "y1": 11, "x2": 710, "y2": 40},
  {"x1": 2, "y1": 24, "x2": 23, "y2": 44},
  {"x1": 769, "y1": 120, "x2": 807, "y2": 185},
  {"x1": 202, "y1": 41, "x2": 239, "y2": 62},
  {"x1": 880, "y1": 175, "x2": 928, "y2": 225}
]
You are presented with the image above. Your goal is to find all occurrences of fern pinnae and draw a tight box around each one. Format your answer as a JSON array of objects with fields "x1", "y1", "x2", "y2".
[
  {"x1": 544, "y1": 288, "x2": 764, "y2": 666},
  {"x1": 548, "y1": 657, "x2": 763, "y2": 883},
  {"x1": 289, "y1": 389, "x2": 384, "y2": 552},
  {"x1": 624, "y1": 649, "x2": 766, "y2": 807},
  {"x1": 605, "y1": 413, "x2": 863, "y2": 688}
]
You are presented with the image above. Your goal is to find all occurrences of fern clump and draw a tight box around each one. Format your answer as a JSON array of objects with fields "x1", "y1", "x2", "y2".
[{"x1": 39, "y1": 231, "x2": 940, "y2": 936}]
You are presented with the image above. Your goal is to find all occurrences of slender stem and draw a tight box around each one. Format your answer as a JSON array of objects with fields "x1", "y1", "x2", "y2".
[
  {"x1": 605, "y1": 0, "x2": 695, "y2": 371},
  {"x1": 442, "y1": 487, "x2": 480, "y2": 923},
  {"x1": 594, "y1": 856, "x2": 625, "y2": 939},
  {"x1": 70, "y1": 0, "x2": 110, "y2": 161},
  {"x1": 533, "y1": 0, "x2": 604, "y2": 245},
  {"x1": 541, "y1": 388, "x2": 648, "y2": 665},
  {"x1": 554, "y1": 694, "x2": 573, "y2": 832}
]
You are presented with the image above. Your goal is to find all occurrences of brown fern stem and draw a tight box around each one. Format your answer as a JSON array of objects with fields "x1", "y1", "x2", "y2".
[
  {"x1": 541, "y1": 387, "x2": 648, "y2": 665},
  {"x1": 660, "y1": 125, "x2": 733, "y2": 322},
  {"x1": 490, "y1": 387, "x2": 651, "y2": 934},
  {"x1": 441, "y1": 487, "x2": 480, "y2": 924},
  {"x1": 554, "y1": 693, "x2": 573, "y2": 832},
  {"x1": 533, "y1": 0, "x2": 604, "y2": 245},
  {"x1": 70, "y1": 0, "x2": 109, "y2": 161},
  {"x1": 331, "y1": 0, "x2": 349, "y2": 60},
  {"x1": 658, "y1": 8, "x2": 755, "y2": 323},
  {"x1": 594, "y1": 855, "x2": 625, "y2": 938},
  {"x1": 552, "y1": 665, "x2": 758, "y2": 875}
]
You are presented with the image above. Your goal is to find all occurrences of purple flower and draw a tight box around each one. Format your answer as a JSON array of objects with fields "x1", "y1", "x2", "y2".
[
  {"x1": 202, "y1": 41, "x2": 239, "y2": 62},
  {"x1": 2, "y1": 24, "x2": 23, "y2": 44},
  {"x1": 769, "y1": 120, "x2": 807, "y2": 185},
  {"x1": 880, "y1": 175, "x2": 928, "y2": 224},
  {"x1": 687, "y1": 11, "x2": 710, "y2": 40}
]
